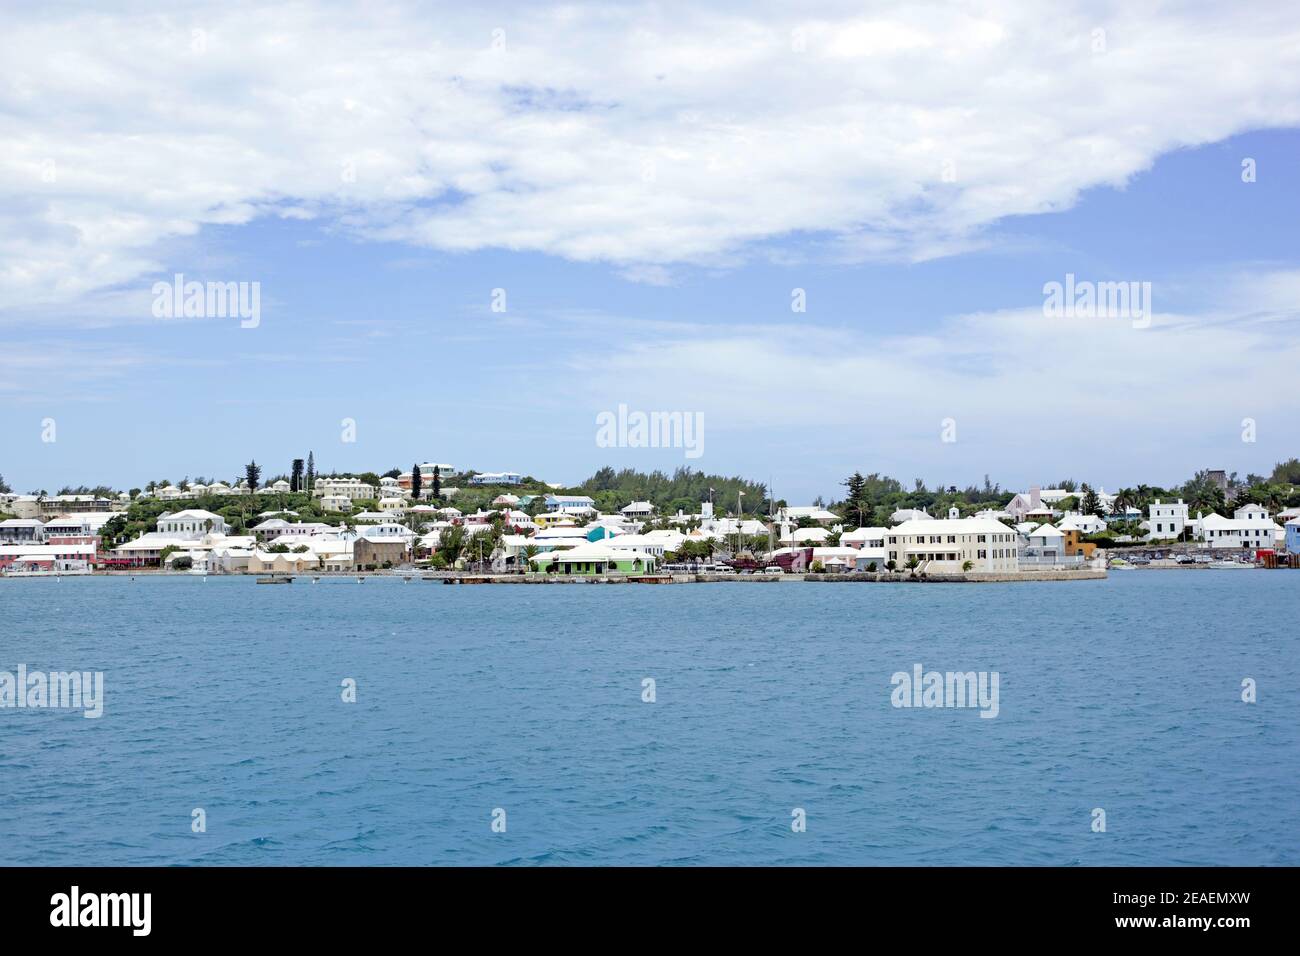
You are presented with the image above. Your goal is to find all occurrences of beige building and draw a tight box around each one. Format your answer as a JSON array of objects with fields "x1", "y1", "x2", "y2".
[
  {"x1": 885, "y1": 509, "x2": 1020, "y2": 572},
  {"x1": 248, "y1": 550, "x2": 320, "y2": 574},
  {"x1": 354, "y1": 538, "x2": 408, "y2": 569}
]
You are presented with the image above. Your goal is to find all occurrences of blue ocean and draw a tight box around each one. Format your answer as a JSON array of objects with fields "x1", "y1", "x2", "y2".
[{"x1": 1, "y1": 572, "x2": 1295, "y2": 865}]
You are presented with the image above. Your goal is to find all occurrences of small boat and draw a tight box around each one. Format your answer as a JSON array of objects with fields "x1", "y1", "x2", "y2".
[
  {"x1": 312, "y1": 576, "x2": 320, "y2": 584},
  {"x1": 257, "y1": 576, "x2": 292, "y2": 585}
]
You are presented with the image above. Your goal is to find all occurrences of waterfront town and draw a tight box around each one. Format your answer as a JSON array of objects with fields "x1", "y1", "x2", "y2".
[{"x1": 2, "y1": 460, "x2": 1299, "y2": 579}]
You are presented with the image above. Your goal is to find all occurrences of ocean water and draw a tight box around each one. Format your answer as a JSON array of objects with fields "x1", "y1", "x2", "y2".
[{"x1": 0, "y1": 571, "x2": 1295, "y2": 866}]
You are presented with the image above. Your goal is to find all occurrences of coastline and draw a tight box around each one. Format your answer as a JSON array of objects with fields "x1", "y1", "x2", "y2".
[{"x1": 3, "y1": 568, "x2": 1111, "y2": 583}]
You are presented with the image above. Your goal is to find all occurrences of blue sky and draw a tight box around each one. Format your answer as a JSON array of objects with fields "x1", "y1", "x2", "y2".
[{"x1": 3, "y1": 3, "x2": 1299, "y2": 502}]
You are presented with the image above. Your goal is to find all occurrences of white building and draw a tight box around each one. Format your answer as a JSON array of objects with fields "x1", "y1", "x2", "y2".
[
  {"x1": 1146, "y1": 499, "x2": 1189, "y2": 540},
  {"x1": 415, "y1": 462, "x2": 456, "y2": 479},
  {"x1": 1023, "y1": 523, "x2": 1066, "y2": 562},
  {"x1": 544, "y1": 494, "x2": 597, "y2": 515},
  {"x1": 885, "y1": 508, "x2": 1019, "y2": 573},
  {"x1": 840, "y1": 527, "x2": 888, "y2": 566},
  {"x1": 620, "y1": 501, "x2": 655, "y2": 519},
  {"x1": 313, "y1": 477, "x2": 375, "y2": 501},
  {"x1": 605, "y1": 533, "x2": 672, "y2": 558},
  {"x1": 156, "y1": 509, "x2": 230, "y2": 536},
  {"x1": 780, "y1": 526, "x2": 830, "y2": 546},
  {"x1": 782, "y1": 506, "x2": 841, "y2": 525},
  {"x1": 0, "y1": 518, "x2": 46, "y2": 544},
  {"x1": 469, "y1": 471, "x2": 523, "y2": 485},
  {"x1": 1195, "y1": 504, "x2": 1282, "y2": 550},
  {"x1": 1057, "y1": 512, "x2": 1106, "y2": 535}
]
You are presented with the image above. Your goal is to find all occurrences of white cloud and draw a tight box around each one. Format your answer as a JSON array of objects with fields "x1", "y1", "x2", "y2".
[
  {"x1": 2, "y1": 1, "x2": 1299, "y2": 311},
  {"x1": 545, "y1": 272, "x2": 1300, "y2": 487}
]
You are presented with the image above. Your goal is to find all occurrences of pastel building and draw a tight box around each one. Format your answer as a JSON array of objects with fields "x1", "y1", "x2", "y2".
[
  {"x1": 884, "y1": 509, "x2": 1020, "y2": 572},
  {"x1": 1147, "y1": 499, "x2": 1189, "y2": 540},
  {"x1": 312, "y1": 477, "x2": 375, "y2": 501},
  {"x1": 528, "y1": 543, "x2": 657, "y2": 575}
]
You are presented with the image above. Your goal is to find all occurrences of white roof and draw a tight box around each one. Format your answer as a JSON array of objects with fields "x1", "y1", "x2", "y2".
[
  {"x1": 812, "y1": 547, "x2": 862, "y2": 559},
  {"x1": 890, "y1": 517, "x2": 1018, "y2": 536},
  {"x1": 0, "y1": 543, "x2": 96, "y2": 557},
  {"x1": 530, "y1": 543, "x2": 654, "y2": 564},
  {"x1": 114, "y1": 533, "x2": 195, "y2": 552},
  {"x1": 1029, "y1": 523, "x2": 1065, "y2": 538},
  {"x1": 159, "y1": 509, "x2": 224, "y2": 521},
  {"x1": 1201, "y1": 513, "x2": 1280, "y2": 531},
  {"x1": 840, "y1": 526, "x2": 887, "y2": 541}
]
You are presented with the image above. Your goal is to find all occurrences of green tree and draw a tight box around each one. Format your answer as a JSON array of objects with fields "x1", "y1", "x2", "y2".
[
  {"x1": 411, "y1": 463, "x2": 422, "y2": 500},
  {"x1": 290, "y1": 458, "x2": 304, "y2": 493},
  {"x1": 432, "y1": 466, "x2": 441, "y2": 500},
  {"x1": 439, "y1": 524, "x2": 467, "y2": 565},
  {"x1": 1270, "y1": 458, "x2": 1300, "y2": 485},
  {"x1": 841, "y1": 471, "x2": 868, "y2": 526},
  {"x1": 306, "y1": 451, "x2": 315, "y2": 493},
  {"x1": 244, "y1": 460, "x2": 262, "y2": 492}
]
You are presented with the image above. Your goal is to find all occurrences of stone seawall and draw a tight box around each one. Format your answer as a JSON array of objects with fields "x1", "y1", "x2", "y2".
[
  {"x1": 421, "y1": 569, "x2": 1107, "y2": 584},
  {"x1": 807, "y1": 569, "x2": 1108, "y2": 583}
]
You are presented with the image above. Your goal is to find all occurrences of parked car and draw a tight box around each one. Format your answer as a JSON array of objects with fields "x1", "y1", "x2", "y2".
[{"x1": 763, "y1": 566, "x2": 784, "y2": 574}]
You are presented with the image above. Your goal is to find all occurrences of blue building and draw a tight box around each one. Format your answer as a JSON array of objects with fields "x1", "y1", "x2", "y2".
[
  {"x1": 1286, "y1": 518, "x2": 1300, "y2": 554},
  {"x1": 544, "y1": 494, "x2": 596, "y2": 513}
]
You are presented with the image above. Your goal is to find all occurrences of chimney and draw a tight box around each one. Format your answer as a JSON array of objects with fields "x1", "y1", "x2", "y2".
[{"x1": 1030, "y1": 485, "x2": 1041, "y2": 508}]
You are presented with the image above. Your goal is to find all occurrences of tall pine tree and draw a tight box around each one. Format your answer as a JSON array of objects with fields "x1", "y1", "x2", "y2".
[
  {"x1": 842, "y1": 471, "x2": 867, "y2": 526},
  {"x1": 411, "y1": 463, "x2": 422, "y2": 500}
]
